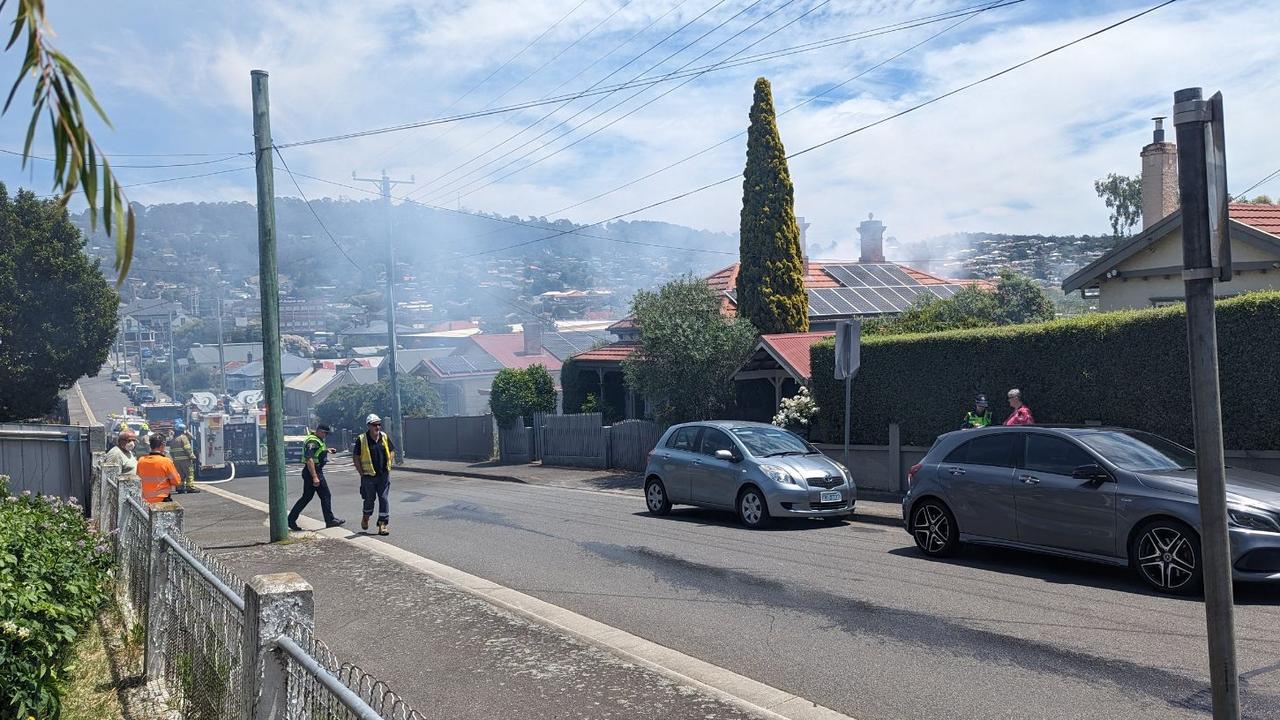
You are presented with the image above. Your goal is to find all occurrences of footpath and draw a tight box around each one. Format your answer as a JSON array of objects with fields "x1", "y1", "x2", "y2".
[
  {"x1": 180, "y1": 489, "x2": 760, "y2": 720},
  {"x1": 394, "y1": 458, "x2": 904, "y2": 526}
]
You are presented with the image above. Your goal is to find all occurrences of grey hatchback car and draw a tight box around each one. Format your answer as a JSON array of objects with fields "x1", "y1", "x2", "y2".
[
  {"x1": 903, "y1": 425, "x2": 1280, "y2": 594},
  {"x1": 644, "y1": 421, "x2": 855, "y2": 528}
]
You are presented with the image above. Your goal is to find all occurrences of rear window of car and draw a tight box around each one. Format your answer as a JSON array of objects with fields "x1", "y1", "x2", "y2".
[
  {"x1": 1024, "y1": 434, "x2": 1096, "y2": 475},
  {"x1": 666, "y1": 426, "x2": 700, "y2": 451},
  {"x1": 943, "y1": 433, "x2": 1017, "y2": 467}
]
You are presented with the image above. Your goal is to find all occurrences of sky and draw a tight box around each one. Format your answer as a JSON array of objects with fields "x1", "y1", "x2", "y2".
[{"x1": 1, "y1": 0, "x2": 1277, "y2": 259}]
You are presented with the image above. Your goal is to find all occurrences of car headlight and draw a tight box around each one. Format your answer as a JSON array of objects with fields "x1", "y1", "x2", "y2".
[
  {"x1": 1228, "y1": 506, "x2": 1280, "y2": 533},
  {"x1": 760, "y1": 464, "x2": 801, "y2": 486},
  {"x1": 833, "y1": 461, "x2": 851, "y2": 479}
]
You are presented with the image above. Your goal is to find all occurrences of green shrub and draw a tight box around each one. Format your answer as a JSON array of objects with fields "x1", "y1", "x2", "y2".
[
  {"x1": 810, "y1": 292, "x2": 1280, "y2": 449},
  {"x1": 0, "y1": 479, "x2": 114, "y2": 719},
  {"x1": 489, "y1": 365, "x2": 558, "y2": 426}
]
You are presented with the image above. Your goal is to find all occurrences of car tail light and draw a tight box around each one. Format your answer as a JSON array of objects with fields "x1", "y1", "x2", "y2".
[{"x1": 907, "y1": 462, "x2": 923, "y2": 488}]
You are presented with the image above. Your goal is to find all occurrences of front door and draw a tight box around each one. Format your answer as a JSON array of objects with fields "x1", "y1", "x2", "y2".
[
  {"x1": 1014, "y1": 433, "x2": 1117, "y2": 556},
  {"x1": 692, "y1": 428, "x2": 741, "y2": 508},
  {"x1": 940, "y1": 433, "x2": 1019, "y2": 541}
]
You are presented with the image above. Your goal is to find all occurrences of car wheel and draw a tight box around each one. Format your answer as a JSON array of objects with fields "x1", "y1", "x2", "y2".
[
  {"x1": 645, "y1": 478, "x2": 672, "y2": 516},
  {"x1": 1131, "y1": 518, "x2": 1203, "y2": 595},
  {"x1": 737, "y1": 486, "x2": 772, "y2": 529},
  {"x1": 911, "y1": 499, "x2": 960, "y2": 557}
]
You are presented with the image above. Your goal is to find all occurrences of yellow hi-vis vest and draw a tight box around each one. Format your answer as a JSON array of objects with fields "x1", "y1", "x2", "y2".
[{"x1": 356, "y1": 432, "x2": 393, "y2": 476}]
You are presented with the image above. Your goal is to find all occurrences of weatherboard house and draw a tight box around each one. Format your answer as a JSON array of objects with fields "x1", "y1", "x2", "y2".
[
  {"x1": 569, "y1": 215, "x2": 986, "y2": 420},
  {"x1": 1063, "y1": 120, "x2": 1280, "y2": 309}
]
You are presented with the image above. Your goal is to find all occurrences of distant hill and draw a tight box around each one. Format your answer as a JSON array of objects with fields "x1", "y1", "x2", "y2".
[{"x1": 889, "y1": 232, "x2": 1118, "y2": 286}]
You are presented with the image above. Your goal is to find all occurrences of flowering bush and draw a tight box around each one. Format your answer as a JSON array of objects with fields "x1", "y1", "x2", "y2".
[
  {"x1": 0, "y1": 476, "x2": 114, "y2": 719},
  {"x1": 772, "y1": 386, "x2": 819, "y2": 430}
]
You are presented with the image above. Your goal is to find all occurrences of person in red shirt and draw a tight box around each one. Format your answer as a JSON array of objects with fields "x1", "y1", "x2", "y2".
[{"x1": 1004, "y1": 388, "x2": 1035, "y2": 426}]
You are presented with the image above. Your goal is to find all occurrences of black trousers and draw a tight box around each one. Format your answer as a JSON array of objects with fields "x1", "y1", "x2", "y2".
[
  {"x1": 360, "y1": 473, "x2": 390, "y2": 524},
  {"x1": 288, "y1": 468, "x2": 336, "y2": 525}
]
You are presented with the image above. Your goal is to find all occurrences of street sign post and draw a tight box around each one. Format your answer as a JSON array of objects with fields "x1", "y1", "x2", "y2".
[
  {"x1": 1174, "y1": 86, "x2": 1239, "y2": 720},
  {"x1": 835, "y1": 320, "x2": 861, "y2": 469}
]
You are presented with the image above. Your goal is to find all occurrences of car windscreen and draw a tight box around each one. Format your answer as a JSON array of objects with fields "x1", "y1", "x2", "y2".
[
  {"x1": 1073, "y1": 430, "x2": 1195, "y2": 472},
  {"x1": 729, "y1": 426, "x2": 817, "y2": 457}
]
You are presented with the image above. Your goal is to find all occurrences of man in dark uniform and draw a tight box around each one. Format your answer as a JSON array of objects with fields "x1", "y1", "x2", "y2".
[
  {"x1": 287, "y1": 424, "x2": 345, "y2": 531},
  {"x1": 961, "y1": 395, "x2": 992, "y2": 429},
  {"x1": 352, "y1": 413, "x2": 395, "y2": 535}
]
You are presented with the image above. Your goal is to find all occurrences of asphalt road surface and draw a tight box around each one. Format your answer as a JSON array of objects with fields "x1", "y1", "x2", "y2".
[{"x1": 79, "y1": 370, "x2": 1280, "y2": 720}]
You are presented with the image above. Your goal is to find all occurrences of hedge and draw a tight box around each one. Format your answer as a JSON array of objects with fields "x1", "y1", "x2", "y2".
[{"x1": 809, "y1": 291, "x2": 1280, "y2": 450}]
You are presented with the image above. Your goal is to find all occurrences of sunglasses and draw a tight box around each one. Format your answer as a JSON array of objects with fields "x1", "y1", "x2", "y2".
[{"x1": 369, "y1": 422, "x2": 381, "y2": 426}]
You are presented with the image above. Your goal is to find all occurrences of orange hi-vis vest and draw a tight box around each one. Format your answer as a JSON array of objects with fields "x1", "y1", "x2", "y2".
[{"x1": 137, "y1": 453, "x2": 180, "y2": 504}]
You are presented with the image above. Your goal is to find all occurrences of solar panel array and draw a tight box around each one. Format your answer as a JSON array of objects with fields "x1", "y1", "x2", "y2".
[
  {"x1": 809, "y1": 263, "x2": 971, "y2": 317},
  {"x1": 542, "y1": 331, "x2": 614, "y2": 360},
  {"x1": 430, "y1": 354, "x2": 504, "y2": 377}
]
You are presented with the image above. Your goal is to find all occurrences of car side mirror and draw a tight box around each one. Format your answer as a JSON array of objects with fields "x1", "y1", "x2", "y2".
[
  {"x1": 1072, "y1": 463, "x2": 1111, "y2": 482},
  {"x1": 714, "y1": 449, "x2": 739, "y2": 462}
]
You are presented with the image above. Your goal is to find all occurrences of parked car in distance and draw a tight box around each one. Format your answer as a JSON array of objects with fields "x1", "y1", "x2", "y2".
[
  {"x1": 134, "y1": 386, "x2": 156, "y2": 404},
  {"x1": 903, "y1": 425, "x2": 1280, "y2": 594},
  {"x1": 644, "y1": 421, "x2": 855, "y2": 528},
  {"x1": 114, "y1": 372, "x2": 131, "y2": 385}
]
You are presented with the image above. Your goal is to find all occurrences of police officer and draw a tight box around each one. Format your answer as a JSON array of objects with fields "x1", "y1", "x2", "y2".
[
  {"x1": 287, "y1": 425, "x2": 345, "y2": 531},
  {"x1": 169, "y1": 421, "x2": 198, "y2": 493},
  {"x1": 962, "y1": 394, "x2": 992, "y2": 429}
]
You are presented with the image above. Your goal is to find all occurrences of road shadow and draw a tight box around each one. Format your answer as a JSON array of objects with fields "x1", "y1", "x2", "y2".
[
  {"x1": 581, "y1": 472, "x2": 644, "y2": 492},
  {"x1": 633, "y1": 506, "x2": 854, "y2": 532},
  {"x1": 887, "y1": 544, "x2": 1280, "y2": 604}
]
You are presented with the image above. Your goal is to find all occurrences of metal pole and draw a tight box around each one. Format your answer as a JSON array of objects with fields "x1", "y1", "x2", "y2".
[
  {"x1": 217, "y1": 297, "x2": 227, "y2": 397},
  {"x1": 842, "y1": 374, "x2": 851, "y2": 469},
  {"x1": 168, "y1": 309, "x2": 177, "y2": 401},
  {"x1": 251, "y1": 69, "x2": 289, "y2": 543},
  {"x1": 354, "y1": 170, "x2": 412, "y2": 454},
  {"x1": 1173, "y1": 86, "x2": 1239, "y2": 720}
]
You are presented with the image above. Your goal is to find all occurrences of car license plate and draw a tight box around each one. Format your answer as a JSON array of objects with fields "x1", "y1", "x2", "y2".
[{"x1": 820, "y1": 491, "x2": 842, "y2": 503}]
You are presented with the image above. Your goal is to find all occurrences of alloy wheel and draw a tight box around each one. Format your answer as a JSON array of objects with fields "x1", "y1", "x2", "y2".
[
  {"x1": 913, "y1": 504, "x2": 951, "y2": 553},
  {"x1": 646, "y1": 482, "x2": 665, "y2": 512},
  {"x1": 741, "y1": 492, "x2": 763, "y2": 525},
  {"x1": 1137, "y1": 526, "x2": 1197, "y2": 591}
]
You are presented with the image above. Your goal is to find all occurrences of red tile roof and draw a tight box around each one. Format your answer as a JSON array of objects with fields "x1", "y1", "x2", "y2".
[
  {"x1": 760, "y1": 331, "x2": 834, "y2": 381},
  {"x1": 470, "y1": 333, "x2": 563, "y2": 372},
  {"x1": 571, "y1": 341, "x2": 639, "y2": 362},
  {"x1": 1231, "y1": 202, "x2": 1280, "y2": 237}
]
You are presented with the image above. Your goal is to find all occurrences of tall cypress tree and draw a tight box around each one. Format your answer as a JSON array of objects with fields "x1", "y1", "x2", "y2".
[{"x1": 737, "y1": 77, "x2": 808, "y2": 335}]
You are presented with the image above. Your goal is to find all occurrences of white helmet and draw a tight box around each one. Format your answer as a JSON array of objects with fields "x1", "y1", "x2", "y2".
[{"x1": 365, "y1": 413, "x2": 382, "y2": 425}]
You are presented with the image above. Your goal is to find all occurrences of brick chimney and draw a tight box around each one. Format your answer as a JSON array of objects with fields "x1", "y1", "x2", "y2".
[
  {"x1": 858, "y1": 213, "x2": 885, "y2": 263},
  {"x1": 523, "y1": 321, "x2": 543, "y2": 355},
  {"x1": 1140, "y1": 117, "x2": 1179, "y2": 229}
]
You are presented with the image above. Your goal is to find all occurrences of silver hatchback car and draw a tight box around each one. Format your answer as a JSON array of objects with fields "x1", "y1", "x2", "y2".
[
  {"x1": 903, "y1": 425, "x2": 1280, "y2": 594},
  {"x1": 644, "y1": 421, "x2": 856, "y2": 528}
]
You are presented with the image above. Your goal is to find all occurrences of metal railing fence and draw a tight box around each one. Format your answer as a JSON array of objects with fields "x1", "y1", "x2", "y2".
[{"x1": 93, "y1": 458, "x2": 425, "y2": 720}]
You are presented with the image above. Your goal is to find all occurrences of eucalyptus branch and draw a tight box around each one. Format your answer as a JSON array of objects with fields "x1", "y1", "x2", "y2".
[{"x1": 2, "y1": 0, "x2": 135, "y2": 284}]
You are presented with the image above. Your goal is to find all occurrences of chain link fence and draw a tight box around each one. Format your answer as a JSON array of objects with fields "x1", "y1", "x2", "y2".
[{"x1": 94, "y1": 458, "x2": 426, "y2": 720}]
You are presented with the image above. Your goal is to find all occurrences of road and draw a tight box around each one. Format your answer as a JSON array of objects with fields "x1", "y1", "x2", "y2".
[{"x1": 78, "y1": 369, "x2": 1280, "y2": 720}]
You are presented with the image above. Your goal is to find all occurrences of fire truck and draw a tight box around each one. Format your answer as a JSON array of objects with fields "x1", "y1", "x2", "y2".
[{"x1": 188, "y1": 391, "x2": 269, "y2": 480}]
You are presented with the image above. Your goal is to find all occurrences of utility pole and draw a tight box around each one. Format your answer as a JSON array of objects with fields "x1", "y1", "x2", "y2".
[
  {"x1": 1174, "y1": 86, "x2": 1239, "y2": 720},
  {"x1": 353, "y1": 169, "x2": 414, "y2": 453},
  {"x1": 251, "y1": 69, "x2": 289, "y2": 543},
  {"x1": 168, "y1": 309, "x2": 177, "y2": 402},
  {"x1": 217, "y1": 297, "x2": 227, "y2": 397}
]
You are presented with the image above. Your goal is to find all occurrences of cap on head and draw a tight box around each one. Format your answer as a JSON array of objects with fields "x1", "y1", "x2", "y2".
[
  {"x1": 174, "y1": 421, "x2": 185, "y2": 432},
  {"x1": 315, "y1": 424, "x2": 331, "y2": 433},
  {"x1": 365, "y1": 414, "x2": 382, "y2": 426},
  {"x1": 975, "y1": 394, "x2": 988, "y2": 406},
  {"x1": 1008, "y1": 388, "x2": 1022, "y2": 399}
]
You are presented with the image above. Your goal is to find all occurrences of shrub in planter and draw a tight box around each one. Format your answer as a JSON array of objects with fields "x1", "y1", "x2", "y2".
[{"x1": 0, "y1": 478, "x2": 114, "y2": 719}]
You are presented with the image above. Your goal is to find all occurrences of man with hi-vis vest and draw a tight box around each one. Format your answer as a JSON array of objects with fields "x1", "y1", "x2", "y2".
[
  {"x1": 136, "y1": 434, "x2": 182, "y2": 505},
  {"x1": 352, "y1": 414, "x2": 396, "y2": 535}
]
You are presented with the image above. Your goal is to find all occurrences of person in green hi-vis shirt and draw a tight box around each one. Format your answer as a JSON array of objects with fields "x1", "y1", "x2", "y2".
[{"x1": 962, "y1": 395, "x2": 992, "y2": 429}]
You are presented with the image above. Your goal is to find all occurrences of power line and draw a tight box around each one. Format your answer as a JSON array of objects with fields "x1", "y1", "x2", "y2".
[
  {"x1": 433, "y1": 0, "x2": 828, "y2": 204},
  {"x1": 546, "y1": 0, "x2": 998, "y2": 217},
  {"x1": 120, "y1": 166, "x2": 253, "y2": 188},
  {"x1": 0, "y1": 147, "x2": 250, "y2": 168},
  {"x1": 272, "y1": 148, "x2": 364, "y2": 270},
  {"x1": 450, "y1": 0, "x2": 1180, "y2": 260},
  {"x1": 406, "y1": 0, "x2": 739, "y2": 200},
  {"x1": 273, "y1": 0, "x2": 1017, "y2": 151},
  {"x1": 1234, "y1": 167, "x2": 1280, "y2": 199}
]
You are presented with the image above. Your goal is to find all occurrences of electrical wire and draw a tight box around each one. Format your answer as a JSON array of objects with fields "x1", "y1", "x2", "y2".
[
  {"x1": 0, "y1": 147, "x2": 250, "y2": 168},
  {"x1": 273, "y1": 0, "x2": 1022, "y2": 150},
  {"x1": 406, "y1": 0, "x2": 739, "y2": 200},
  {"x1": 449, "y1": 0, "x2": 1180, "y2": 260},
  {"x1": 546, "y1": 0, "x2": 996, "y2": 218},
  {"x1": 1234, "y1": 167, "x2": 1280, "y2": 199},
  {"x1": 272, "y1": 148, "x2": 364, "y2": 270}
]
